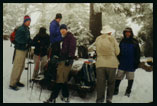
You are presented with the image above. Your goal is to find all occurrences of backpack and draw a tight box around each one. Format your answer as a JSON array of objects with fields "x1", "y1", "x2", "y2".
[{"x1": 10, "y1": 27, "x2": 19, "y2": 44}]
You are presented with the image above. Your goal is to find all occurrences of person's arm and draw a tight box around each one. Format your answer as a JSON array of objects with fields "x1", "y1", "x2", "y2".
[
  {"x1": 117, "y1": 41, "x2": 122, "y2": 61},
  {"x1": 45, "y1": 35, "x2": 50, "y2": 48},
  {"x1": 68, "y1": 36, "x2": 76, "y2": 59},
  {"x1": 134, "y1": 40, "x2": 141, "y2": 69},
  {"x1": 113, "y1": 37, "x2": 120, "y2": 56}
]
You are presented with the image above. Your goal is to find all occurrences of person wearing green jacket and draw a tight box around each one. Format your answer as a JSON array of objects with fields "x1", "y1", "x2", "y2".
[{"x1": 9, "y1": 15, "x2": 32, "y2": 91}]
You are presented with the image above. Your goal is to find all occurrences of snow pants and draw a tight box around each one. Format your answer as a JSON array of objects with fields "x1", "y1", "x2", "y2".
[
  {"x1": 10, "y1": 49, "x2": 27, "y2": 86},
  {"x1": 116, "y1": 70, "x2": 134, "y2": 80},
  {"x1": 96, "y1": 67, "x2": 116, "y2": 102},
  {"x1": 32, "y1": 55, "x2": 47, "y2": 79}
]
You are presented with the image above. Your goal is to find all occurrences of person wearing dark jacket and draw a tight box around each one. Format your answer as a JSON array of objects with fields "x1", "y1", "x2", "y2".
[
  {"x1": 9, "y1": 15, "x2": 32, "y2": 91},
  {"x1": 44, "y1": 24, "x2": 76, "y2": 103},
  {"x1": 49, "y1": 13, "x2": 63, "y2": 58},
  {"x1": 32, "y1": 27, "x2": 50, "y2": 80},
  {"x1": 114, "y1": 27, "x2": 141, "y2": 97}
]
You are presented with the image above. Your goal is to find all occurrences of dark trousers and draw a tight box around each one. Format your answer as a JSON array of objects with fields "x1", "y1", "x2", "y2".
[
  {"x1": 51, "y1": 42, "x2": 60, "y2": 58},
  {"x1": 49, "y1": 83, "x2": 69, "y2": 100}
]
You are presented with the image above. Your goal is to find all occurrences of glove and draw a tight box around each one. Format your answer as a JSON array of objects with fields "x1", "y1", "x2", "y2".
[
  {"x1": 65, "y1": 60, "x2": 73, "y2": 66},
  {"x1": 26, "y1": 39, "x2": 33, "y2": 49},
  {"x1": 50, "y1": 55, "x2": 59, "y2": 63}
]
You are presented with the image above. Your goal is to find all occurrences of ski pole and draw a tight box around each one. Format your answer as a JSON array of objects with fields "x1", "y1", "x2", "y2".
[
  {"x1": 27, "y1": 49, "x2": 30, "y2": 90},
  {"x1": 39, "y1": 86, "x2": 43, "y2": 100},
  {"x1": 29, "y1": 48, "x2": 32, "y2": 84},
  {"x1": 30, "y1": 81, "x2": 35, "y2": 99},
  {"x1": 12, "y1": 49, "x2": 16, "y2": 64},
  {"x1": 27, "y1": 62, "x2": 29, "y2": 90}
]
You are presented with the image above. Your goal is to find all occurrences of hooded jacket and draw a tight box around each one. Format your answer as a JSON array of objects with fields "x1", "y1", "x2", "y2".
[{"x1": 118, "y1": 28, "x2": 141, "y2": 72}]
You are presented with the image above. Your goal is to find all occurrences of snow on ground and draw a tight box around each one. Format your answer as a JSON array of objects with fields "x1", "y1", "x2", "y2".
[{"x1": 3, "y1": 40, "x2": 153, "y2": 103}]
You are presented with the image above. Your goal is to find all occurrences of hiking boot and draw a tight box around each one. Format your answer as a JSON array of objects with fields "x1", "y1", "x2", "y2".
[
  {"x1": 43, "y1": 99, "x2": 56, "y2": 103},
  {"x1": 113, "y1": 80, "x2": 121, "y2": 95},
  {"x1": 125, "y1": 80, "x2": 133, "y2": 97},
  {"x1": 96, "y1": 98, "x2": 104, "y2": 103},
  {"x1": 16, "y1": 82, "x2": 25, "y2": 87},
  {"x1": 113, "y1": 88, "x2": 119, "y2": 95},
  {"x1": 61, "y1": 97, "x2": 70, "y2": 103},
  {"x1": 9, "y1": 85, "x2": 19, "y2": 91},
  {"x1": 106, "y1": 99, "x2": 112, "y2": 103},
  {"x1": 125, "y1": 89, "x2": 131, "y2": 97}
]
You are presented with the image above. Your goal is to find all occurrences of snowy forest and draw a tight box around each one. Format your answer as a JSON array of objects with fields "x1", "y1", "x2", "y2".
[
  {"x1": 3, "y1": 3, "x2": 153, "y2": 57},
  {"x1": 3, "y1": 3, "x2": 153, "y2": 103}
]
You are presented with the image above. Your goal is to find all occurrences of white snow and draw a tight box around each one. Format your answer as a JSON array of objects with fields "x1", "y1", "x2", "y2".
[{"x1": 3, "y1": 40, "x2": 153, "y2": 103}]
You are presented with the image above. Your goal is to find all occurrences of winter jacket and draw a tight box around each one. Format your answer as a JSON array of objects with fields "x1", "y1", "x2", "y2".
[
  {"x1": 96, "y1": 34, "x2": 120, "y2": 68},
  {"x1": 49, "y1": 20, "x2": 62, "y2": 44},
  {"x1": 118, "y1": 38, "x2": 140, "y2": 72},
  {"x1": 60, "y1": 32, "x2": 76, "y2": 60},
  {"x1": 32, "y1": 34, "x2": 50, "y2": 57},
  {"x1": 14, "y1": 24, "x2": 31, "y2": 50}
]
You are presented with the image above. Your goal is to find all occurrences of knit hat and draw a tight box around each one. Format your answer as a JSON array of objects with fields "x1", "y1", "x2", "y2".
[
  {"x1": 24, "y1": 15, "x2": 31, "y2": 23},
  {"x1": 60, "y1": 24, "x2": 67, "y2": 30},
  {"x1": 55, "y1": 13, "x2": 62, "y2": 19}
]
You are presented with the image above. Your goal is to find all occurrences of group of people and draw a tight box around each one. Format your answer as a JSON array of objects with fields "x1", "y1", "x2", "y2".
[
  {"x1": 8, "y1": 13, "x2": 140, "y2": 103},
  {"x1": 9, "y1": 13, "x2": 76, "y2": 103}
]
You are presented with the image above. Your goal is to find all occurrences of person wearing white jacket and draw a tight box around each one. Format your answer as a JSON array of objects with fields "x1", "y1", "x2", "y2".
[{"x1": 95, "y1": 25, "x2": 120, "y2": 103}]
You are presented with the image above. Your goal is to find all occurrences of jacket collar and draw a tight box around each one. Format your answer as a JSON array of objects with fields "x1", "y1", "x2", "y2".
[{"x1": 22, "y1": 24, "x2": 29, "y2": 29}]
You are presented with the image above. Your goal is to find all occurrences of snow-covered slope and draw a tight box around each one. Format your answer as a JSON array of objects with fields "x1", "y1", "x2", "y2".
[{"x1": 3, "y1": 40, "x2": 153, "y2": 103}]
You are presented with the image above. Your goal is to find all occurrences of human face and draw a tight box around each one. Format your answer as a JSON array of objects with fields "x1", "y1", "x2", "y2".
[
  {"x1": 60, "y1": 29, "x2": 67, "y2": 37},
  {"x1": 125, "y1": 31, "x2": 131, "y2": 38},
  {"x1": 108, "y1": 32, "x2": 112, "y2": 36},
  {"x1": 24, "y1": 20, "x2": 31, "y2": 27},
  {"x1": 56, "y1": 18, "x2": 62, "y2": 23}
]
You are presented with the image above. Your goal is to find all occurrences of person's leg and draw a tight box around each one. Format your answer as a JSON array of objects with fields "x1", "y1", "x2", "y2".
[
  {"x1": 61, "y1": 83, "x2": 69, "y2": 98},
  {"x1": 10, "y1": 50, "x2": 27, "y2": 87},
  {"x1": 51, "y1": 42, "x2": 60, "y2": 58},
  {"x1": 114, "y1": 70, "x2": 125, "y2": 95},
  {"x1": 40, "y1": 56, "x2": 48, "y2": 74},
  {"x1": 61, "y1": 83, "x2": 70, "y2": 103},
  {"x1": 96, "y1": 67, "x2": 106, "y2": 103},
  {"x1": 32, "y1": 55, "x2": 40, "y2": 79},
  {"x1": 59, "y1": 61, "x2": 72, "y2": 102},
  {"x1": 125, "y1": 72, "x2": 134, "y2": 97},
  {"x1": 49, "y1": 83, "x2": 62, "y2": 100},
  {"x1": 16, "y1": 50, "x2": 27, "y2": 87},
  {"x1": 106, "y1": 68, "x2": 116, "y2": 103}
]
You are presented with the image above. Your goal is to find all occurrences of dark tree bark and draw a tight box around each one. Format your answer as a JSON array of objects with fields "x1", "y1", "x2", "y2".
[{"x1": 89, "y1": 3, "x2": 102, "y2": 44}]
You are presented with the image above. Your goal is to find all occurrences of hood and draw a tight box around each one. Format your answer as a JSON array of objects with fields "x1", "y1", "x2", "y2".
[{"x1": 123, "y1": 27, "x2": 134, "y2": 39}]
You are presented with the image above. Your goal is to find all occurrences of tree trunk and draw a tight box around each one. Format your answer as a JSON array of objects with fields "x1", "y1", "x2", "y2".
[
  {"x1": 89, "y1": 3, "x2": 102, "y2": 44},
  {"x1": 41, "y1": 3, "x2": 46, "y2": 27}
]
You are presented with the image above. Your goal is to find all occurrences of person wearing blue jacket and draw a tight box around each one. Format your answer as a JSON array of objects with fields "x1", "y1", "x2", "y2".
[
  {"x1": 49, "y1": 13, "x2": 62, "y2": 58},
  {"x1": 114, "y1": 27, "x2": 140, "y2": 97}
]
